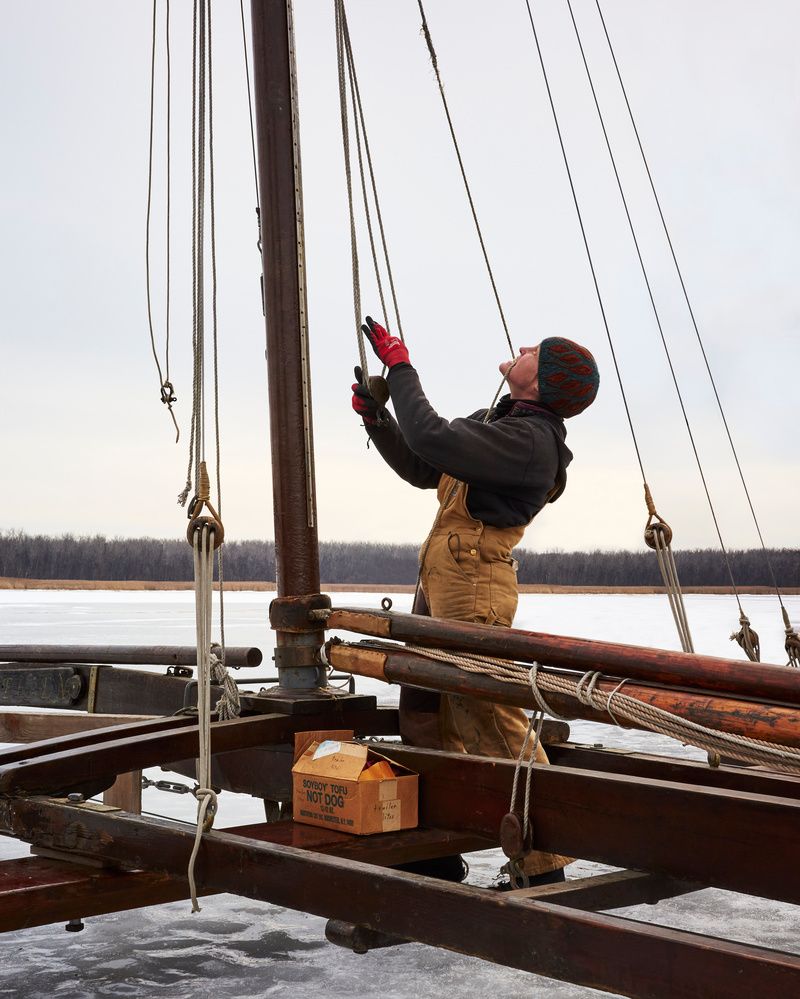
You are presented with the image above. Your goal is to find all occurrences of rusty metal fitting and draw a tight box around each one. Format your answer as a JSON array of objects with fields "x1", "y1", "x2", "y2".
[
  {"x1": 269, "y1": 593, "x2": 332, "y2": 632},
  {"x1": 273, "y1": 645, "x2": 321, "y2": 669}
]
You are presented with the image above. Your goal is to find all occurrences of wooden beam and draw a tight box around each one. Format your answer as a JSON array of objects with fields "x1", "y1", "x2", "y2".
[
  {"x1": 0, "y1": 820, "x2": 489, "y2": 934},
  {"x1": 103, "y1": 772, "x2": 142, "y2": 814},
  {"x1": 375, "y1": 745, "x2": 800, "y2": 905},
  {"x1": 547, "y1": 743, "x2": 800, "y2": 800},
  {"x1": 0, "y1": 710, "x2": 153, "y2": 743},
  {"x1": 0, "y1": 708, "x2": 401, "y2": 796},
  {"x1": 506, "y1": 869, "x2": 701, "y2": 910},
  {"x1": 0, "y1": 856, "x2": 195, "y2": 932},
  {"x1": 2, "y1": 798, "x2": 798, "y2": 999}
]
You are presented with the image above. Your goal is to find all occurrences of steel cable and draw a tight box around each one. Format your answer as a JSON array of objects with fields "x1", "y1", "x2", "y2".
[
  {"x1": 593, "y1": 0, "x2": 797, "y2": 663},
  {"x1": 562, "y1": 0, "x2": 747, "y2": 609},
  {"x1": 416, "y1": 0, "x2": 514, "y2": 358}
]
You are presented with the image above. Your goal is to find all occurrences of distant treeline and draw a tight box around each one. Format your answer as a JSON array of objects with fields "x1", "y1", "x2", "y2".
[{"x1": 0, "y1": 530, "x2": 797, "y2": 587}]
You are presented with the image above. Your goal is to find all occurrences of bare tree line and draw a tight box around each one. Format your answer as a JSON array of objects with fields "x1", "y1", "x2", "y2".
[{"x1": 0, "y1": 530, "x2": 797, "y2": 587}]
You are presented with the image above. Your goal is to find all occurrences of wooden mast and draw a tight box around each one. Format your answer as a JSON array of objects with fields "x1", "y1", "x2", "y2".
[{"x1": 250, "y1": 0, "x2": 328, "y2": 689}]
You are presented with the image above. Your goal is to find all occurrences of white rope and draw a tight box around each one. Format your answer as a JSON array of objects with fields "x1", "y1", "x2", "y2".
[
  {"x1": 650, "y1": 522, "x2": 694, "y2": 653},
  {"x1": 188, "y1": 524, "x2": 217, "y2": 912},
  {"x1": 401, "y1": 644, "x2": 800, "y2": 775}
]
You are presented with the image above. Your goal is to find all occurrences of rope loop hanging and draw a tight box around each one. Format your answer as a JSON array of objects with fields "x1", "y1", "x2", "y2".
[
  {"x1": 145, "y1": 0, "x2": 179, "y2": 442},
  {"x1": 176, "y1": 0, "x2": 239, "y2": 911}
]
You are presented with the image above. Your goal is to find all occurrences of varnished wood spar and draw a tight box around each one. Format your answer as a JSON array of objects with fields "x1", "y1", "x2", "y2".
[
  {"x1": 327, "y1": 607, "x2": 800, "y2": 706},
  {"x1": 375, "y1": 745, "x2": 800, "y2": 905},
  {"x1": 0, "y1": 707, "x2": 399, "y2": 796},
  {"x1": 328, "y1": 643, "x2": 800, "y2": 749},
  {"x1": 0, "y1": 645, "x2": 262, "y2": 667},
  {"x1": 2, "y1": 799, "x2": 799, "y2": 999}
]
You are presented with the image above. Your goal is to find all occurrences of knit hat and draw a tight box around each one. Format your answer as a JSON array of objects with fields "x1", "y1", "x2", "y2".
[{"x1": 537, "y1": 337, "x2": 599, "y2": 418}]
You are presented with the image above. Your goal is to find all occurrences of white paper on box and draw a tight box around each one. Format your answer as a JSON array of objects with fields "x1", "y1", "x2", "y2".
[{"x1": 312, "y1": 739, "x2": 342, "y2": 760}]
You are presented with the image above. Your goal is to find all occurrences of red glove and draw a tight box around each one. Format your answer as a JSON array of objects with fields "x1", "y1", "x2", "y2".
[
  {"x1": 351, "y1": 366, "x2": 380, "y2": 426},
  {"x1": 361, "y1": 316, "x2": 410, "y2": 369}
]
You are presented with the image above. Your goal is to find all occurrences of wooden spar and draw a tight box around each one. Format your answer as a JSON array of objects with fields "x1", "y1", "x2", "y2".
[
  {"x1": 0, "y1": 645, "x2": 261, "y2": 668},
  {"x1": 326, "y1": 607, "x2": 800, "y2": 706},
  {"x1": 327, "y1": 642, "x2": 800, "y2": 749},
  {"x1": 3, "y1": 799, "x2": 800, "y2": 999}
]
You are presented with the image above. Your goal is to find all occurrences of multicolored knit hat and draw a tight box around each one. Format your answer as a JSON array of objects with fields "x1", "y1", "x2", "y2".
[{"x1": 537, "y1": 337, "x2": 599, "y2": 418}]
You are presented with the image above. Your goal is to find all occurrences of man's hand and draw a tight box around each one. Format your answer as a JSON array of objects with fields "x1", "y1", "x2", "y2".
[
  {"x1": 351, "y1": 366, "x2": 381, "y2": 426},
  {"x1": 361, "y1": 316, "x2": 410, "y2": 369}
]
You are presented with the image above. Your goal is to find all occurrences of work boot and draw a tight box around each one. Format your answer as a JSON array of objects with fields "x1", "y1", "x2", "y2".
[
  {"x1": 393, "y1": 854, "x2": 469, "y2": 883},
  {"x1": 493, "y1": 866, "x2": 566, "y2": 891}
]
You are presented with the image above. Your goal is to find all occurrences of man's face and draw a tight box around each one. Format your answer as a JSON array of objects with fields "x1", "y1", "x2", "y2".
[{"x1": 499, "y1": 344, "x2": 540, "y2": 398}]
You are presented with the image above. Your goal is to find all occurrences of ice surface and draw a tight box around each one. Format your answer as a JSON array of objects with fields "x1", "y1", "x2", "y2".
[{"x1": 0, "y1": 590, "x2": 798, "y2": 998}]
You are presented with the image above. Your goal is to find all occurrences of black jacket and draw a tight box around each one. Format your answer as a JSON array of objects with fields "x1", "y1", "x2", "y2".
[{"x1": 365, "y1": 365, "x2": 572, "y2": 528}]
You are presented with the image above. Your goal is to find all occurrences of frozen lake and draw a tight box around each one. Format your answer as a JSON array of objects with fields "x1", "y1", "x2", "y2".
[{"x1": 0, "y1": 590, "x2": 798, "y2": 998}]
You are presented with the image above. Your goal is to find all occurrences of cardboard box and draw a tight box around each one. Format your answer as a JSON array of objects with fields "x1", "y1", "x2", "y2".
[{"x1": 292, "y1": 736, "x2": 418, "y2": 836}]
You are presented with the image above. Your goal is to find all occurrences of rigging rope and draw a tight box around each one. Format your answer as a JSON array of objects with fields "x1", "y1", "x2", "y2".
[
  {"x1": 334, "y1": 0, "x2": 406, "y2": 396},
  {"x1": 592, "y1": 0, "x2": 797, "y2": 666},
  {"x1": 416, "y1": 0, "x2": 514, "y2": 359},
  {"x1": 520, "y1": 0, "x2": 695, "y2": 654},
  {"x1": 145, "y1": 0, "x2": 179, "y2": 441},
  {"x1": 560, "y1": 0, "x2": 758, "y2": 660},
  {"x1": 340, "y1": 10, "x2": 405, "y2": 344},
  {"x1": 177, "y1": 0, "x2": 239, "y2": 911},
  {"x1": 334, "y1": 0, "x2": 369, "y2": 378}
]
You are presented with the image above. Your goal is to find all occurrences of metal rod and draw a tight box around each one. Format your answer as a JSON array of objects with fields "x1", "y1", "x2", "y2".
[
  {"x1": 0, "y1": 645, "x2": 261, "y2": 668},
  {"x1": 250, "y1": 0, "x2": 320, "y2": 598}
]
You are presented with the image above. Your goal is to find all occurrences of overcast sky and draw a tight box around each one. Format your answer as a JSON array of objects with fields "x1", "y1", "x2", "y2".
[{"x1": 1, "y1": 1, "x2": 798, "y2": 553}]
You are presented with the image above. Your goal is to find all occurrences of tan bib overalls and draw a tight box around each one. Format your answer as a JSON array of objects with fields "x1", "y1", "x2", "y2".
[{"x1": 411, "y1": 473, "x2": 569, "y2": 876}]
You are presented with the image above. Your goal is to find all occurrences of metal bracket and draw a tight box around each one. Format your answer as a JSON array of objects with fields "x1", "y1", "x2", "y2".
[
  {"x1": 272, "y1": 646, "x2": 320, "y2": 670},
  {"x1": 269, "y1": 593, "x2": 332, "y2": 633}
]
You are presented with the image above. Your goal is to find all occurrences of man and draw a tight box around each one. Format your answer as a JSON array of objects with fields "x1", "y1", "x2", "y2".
[{"x1": 352, "y1": 317, "x2": 599, "y2": 886}]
